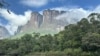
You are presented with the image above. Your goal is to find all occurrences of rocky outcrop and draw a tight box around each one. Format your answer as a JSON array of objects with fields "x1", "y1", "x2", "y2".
[
  {"x1": 41, "y1": 9, "x2": 61, "y2": 29},
  {"x1": 18, "y1": 9, "x2": 66, "y2": 34},
  {"x1": 19, "y1": 12, "x2": 43, "y2": 33},
  {"x1": 0, "y1": 26, "x2": 10, "y2": 39},
  {"x1": 29, "y1": 12, "x2": 43, "y2": 28},
  {"x1": 43, "y1": 9, "x2": 59, "y2": 24},
  {"x1": 0, "y1": 10, "x2": 69, "y2": 37}
]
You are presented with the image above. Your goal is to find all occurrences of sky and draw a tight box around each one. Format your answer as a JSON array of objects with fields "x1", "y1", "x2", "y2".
[
  {"x1": 0, "y1": 0, "x2": 100, "y2": 35},
  {"x1": 5, "y1": 0, "x2": 100, "y2": 13}
]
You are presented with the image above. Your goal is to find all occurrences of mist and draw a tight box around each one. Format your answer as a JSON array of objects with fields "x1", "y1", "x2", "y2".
[
  {"x1": 1, "y1": 5, "x2": 100, "y2": 35},
  {"x1": 0, "y1": 9, "x2": 32, "y2": 35}
]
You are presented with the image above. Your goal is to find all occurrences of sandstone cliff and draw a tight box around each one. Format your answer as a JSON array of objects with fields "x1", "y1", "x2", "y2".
[
  {"x1": 18, "y1": 9, "x2": 66, "y2": 34},
  {"x1": 0, "y1": 26, "x2": 10, "y2": 39}
]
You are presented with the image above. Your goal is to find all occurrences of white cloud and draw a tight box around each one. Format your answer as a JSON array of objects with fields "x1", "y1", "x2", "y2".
[
  {"x1": 55, "y1": 8, "x2": 91, "y2": 24},
  {"x1": 0, "y1": 9, "x2": 32, "y2": 26},
  {"x1": 1, "y1": 5, "x2": 100, "y2": 35},
  {"x1": 0, "y1": 9, "x2": 32, "y2": 35},
  {"x1": 5, "y1": 24, "x2": 18, "y2": 35},
  {"x1": 52, "y1": 7, "x2": 68, "y2": 11},
  {"x1": 20, "y1": 0, "x2": 48, "y2": 7},
  {"x1": 53, "y1": 5, "x2": 100, "y2": 24}
]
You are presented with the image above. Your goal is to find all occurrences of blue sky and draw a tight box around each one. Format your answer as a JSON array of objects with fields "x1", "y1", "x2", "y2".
[
  {"x1": 0, "y1": 0, "x2": 100, "y2": 35},
  {"x1": 5, "y1": 0, "x2": 100, "y2": 14}
]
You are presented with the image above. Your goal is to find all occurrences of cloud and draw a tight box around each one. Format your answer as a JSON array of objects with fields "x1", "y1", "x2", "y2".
[
  {"x1": 55, "y1": 8, "x2": 91, "y2": 24},
  {"x1": 1, "y1": 5, "x2": 100, "y2": 35},
  {"x1": 0, "y1": 9, "x2": 32, "y2": 35},
  {"x1": 5, "y1": 24, "x2": 18, "y2": 35},
  {"x1": 20, "y1": 0, "x2": 48, "y2": 7},
  {"x1": 52, "y1": 5, "x2": 100, "y2": 24}
]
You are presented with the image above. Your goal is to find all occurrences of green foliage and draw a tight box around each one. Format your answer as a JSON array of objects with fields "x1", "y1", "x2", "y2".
[
  {"x1": 82, "y1": 33, "x2": 100, "y2": 51},
  {"x1": 0, "y1": 13, "x2": 100, "y2": 56}
]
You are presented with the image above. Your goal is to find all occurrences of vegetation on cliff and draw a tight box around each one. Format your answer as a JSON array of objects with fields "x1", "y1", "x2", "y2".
[{"x1": 0, "y1": 13, "x2": 100, "y2": 56}]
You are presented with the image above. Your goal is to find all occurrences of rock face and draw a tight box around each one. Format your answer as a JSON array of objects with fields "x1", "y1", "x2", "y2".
[
  {"x1": 43, "y1": 9, "x2": 59, "y2": 24},
  {"x1": 18, "y1": 9, "x2": 66, "y2": 34},
  {"x1": 0, "y1": 26, "x2": 10, "y2": 39},
  {"x1": 41, "y1": 9, "x2": 60, "y2": 29},
  {"x1": 19, "y1": 12, "x2": 43, "y2": 33}
]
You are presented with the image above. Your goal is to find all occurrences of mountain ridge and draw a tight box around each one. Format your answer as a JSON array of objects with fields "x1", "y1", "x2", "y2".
[
  {"x1": 17, "y1": 9, "x2": 67, "y2": 34},
  {"x1": 0, "y1": 9, "x2": 67, "y2": 38}
]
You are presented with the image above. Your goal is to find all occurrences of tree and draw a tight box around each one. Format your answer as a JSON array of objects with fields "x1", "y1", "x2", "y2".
[
  {"x1": 18, "y1": 34, "x2": 34, "y2": 55},
  {"x1": 82, "y1": 33, "x2": 100, "y2": 52}
]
